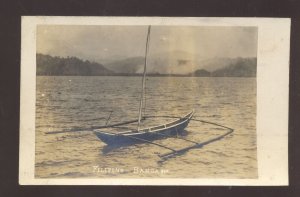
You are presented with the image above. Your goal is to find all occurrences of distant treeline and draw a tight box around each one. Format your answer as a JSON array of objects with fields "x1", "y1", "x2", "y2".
[
  {"x1": 36, "y1": 54, "x2": 113, "y2": 76},
  {"x1": 36, "y1": 54, "x2": 256, "y2": 77}
]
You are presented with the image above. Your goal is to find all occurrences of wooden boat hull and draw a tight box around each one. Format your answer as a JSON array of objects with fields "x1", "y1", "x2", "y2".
[{"x1": 94, "y1": 111, "x2": 194, "y2": 145}]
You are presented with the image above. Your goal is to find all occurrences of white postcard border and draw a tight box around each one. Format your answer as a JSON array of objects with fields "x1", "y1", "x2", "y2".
[{"x1": 19, "y1": 16, "x2": 290, "y2": 185}]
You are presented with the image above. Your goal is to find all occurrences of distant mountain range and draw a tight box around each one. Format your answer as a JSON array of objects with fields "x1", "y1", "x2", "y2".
[
  {"x1": 106, "y1": 51, "x2": 256, "y2": 77},
  {"x1": 36, "y1": 52, "x2": 257, "y2": 77},
  {"x1": 192, "y1": 58, "x2": 257, "y2": 77}
]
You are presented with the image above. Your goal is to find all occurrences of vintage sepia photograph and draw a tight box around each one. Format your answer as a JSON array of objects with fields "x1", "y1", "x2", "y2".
[{"x1": 19, "y1": 17, "x2": 289, "y2": 185}]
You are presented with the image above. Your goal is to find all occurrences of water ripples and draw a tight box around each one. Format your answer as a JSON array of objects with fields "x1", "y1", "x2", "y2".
[{"x1": 35, "y1": 76, "x2": 257, "y2": 179}]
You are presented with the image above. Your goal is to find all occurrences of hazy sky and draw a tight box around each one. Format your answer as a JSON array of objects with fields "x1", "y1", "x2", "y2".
[{"x1": 37, "y1": 25, "x2": 257, "y2": 62}]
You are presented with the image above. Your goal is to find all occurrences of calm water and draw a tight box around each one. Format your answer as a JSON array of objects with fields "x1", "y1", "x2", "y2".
[{"x1": 35, "y1": 76, "x2": 257, "y2": 178}]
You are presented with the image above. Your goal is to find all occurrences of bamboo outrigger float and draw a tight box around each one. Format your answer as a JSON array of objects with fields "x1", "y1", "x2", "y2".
[{"x1": 46, "y1": 25, "x2": 234, "y2": 160}]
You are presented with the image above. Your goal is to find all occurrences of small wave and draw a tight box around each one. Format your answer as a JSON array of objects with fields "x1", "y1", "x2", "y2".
[
  {"x1": 35, "y1": 159, "x2": 83, "y2": 167},
  {"x1": 233, "y1": 162, "x2": 246, "y2": 165},
  {"x1": 83, "y1": 99, "x2": 101, "y2": 102},
  {"x1": 198, "y1": 160, "x2": 212, "y2": 165},
  {"x1": 36, "y1": 160, "x2": 66, "y2": 167},
  {"x1": 206, "y1": 115, "x2": 222, "y2": 118},
  {"x1": 220, "y1": 102, "x2": 232, "y2": 105},
  {"x1": 242, "y1": 155, "x2": 257, "y2": 160},
  {"x1": 242, "y1": 147, "x2": 257, "y2": 151},
  {"x1": 206, "y1": 150, "x2": 230, "y2": 157},
  {"x1": 55, "y1": 172, "x2": 88, "y2": 178},
  {"x1": 50, "y1": 99, "x2": 67, "y2": 102},
  {"x1": 200, "y1": 105, "x2": 209, "y2": 109}
]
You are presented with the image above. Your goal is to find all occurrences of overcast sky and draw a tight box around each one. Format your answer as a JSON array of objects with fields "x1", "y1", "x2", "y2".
[{"x1": 37, "y1": 25, "x2": 257, "y2": 62}]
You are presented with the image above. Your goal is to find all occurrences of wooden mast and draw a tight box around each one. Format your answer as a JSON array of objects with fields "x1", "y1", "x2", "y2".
[{"x1": 138, "y1": 25, "x2": 151, "y2": 131}]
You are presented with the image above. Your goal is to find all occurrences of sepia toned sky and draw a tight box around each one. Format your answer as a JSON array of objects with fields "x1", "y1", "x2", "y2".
[{"x1": 37, "y1": 25, "x2": 257, "y2": 62}]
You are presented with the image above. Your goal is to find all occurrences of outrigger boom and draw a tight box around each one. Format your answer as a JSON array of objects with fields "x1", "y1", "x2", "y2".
[
  {"x1": 45, "y1": 118, "x2": 144, "y2": 135},
  {"x1": 159, "y1": 125, "x2": 234, "y2": 159}
]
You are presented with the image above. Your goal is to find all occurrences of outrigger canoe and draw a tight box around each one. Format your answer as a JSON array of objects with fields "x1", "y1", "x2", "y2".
[{"x1": 94, "y1": 110, "x2": 194, "y2": 145}]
